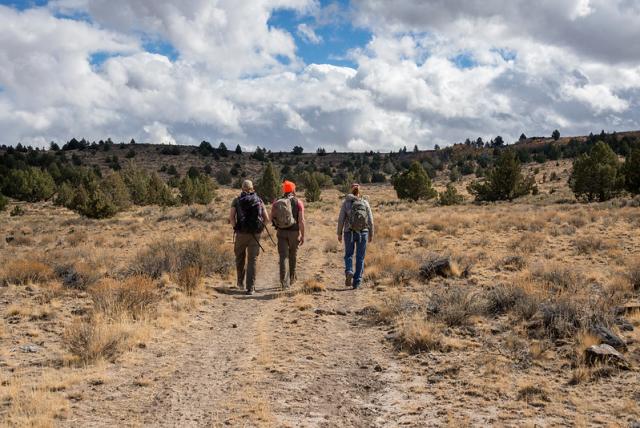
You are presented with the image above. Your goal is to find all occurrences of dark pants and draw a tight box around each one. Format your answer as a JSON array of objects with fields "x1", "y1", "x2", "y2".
[
  {"x1": 235, "y1": 232, "x2": 261, "y2": 291},
  {"x1": 344, "y1": 231, "x2": 368, "y2": 286},
  {"x1": 277, "y1": 229, "x2": 299, "y2": 288}
]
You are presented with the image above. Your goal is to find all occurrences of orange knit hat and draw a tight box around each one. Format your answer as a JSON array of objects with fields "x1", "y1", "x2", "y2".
[{"x1": 282, "y1": 180, "x2": 296, "y2": 194}]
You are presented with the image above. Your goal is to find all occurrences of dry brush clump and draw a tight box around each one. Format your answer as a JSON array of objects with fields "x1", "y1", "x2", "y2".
[
  {"x1": 64, "y1": 317, "x2": 131, "y2": 364},
  {"x1": 0, "y1": 259, "x2": 54, "y2": 286},
  {"x1": 89, "y1": 276, "x2": 159, "y2": 320},
  {"x1": 130, "y1": 235, "x2": 233, "y2": 280},
  {"x1": 428, "y1": 285, "x2": 481, "y2": 327},
  {"x1": 394, "y1": 315, "x2": 446, "y2": 354},
  {"x1": 54, "y1": 261, "x2": 102, "y2": 290}
]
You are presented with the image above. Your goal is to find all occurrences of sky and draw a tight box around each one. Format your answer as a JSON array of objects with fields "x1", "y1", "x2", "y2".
[{"x1": 0, "y1": 0, "x2": 639, "y2": 151}]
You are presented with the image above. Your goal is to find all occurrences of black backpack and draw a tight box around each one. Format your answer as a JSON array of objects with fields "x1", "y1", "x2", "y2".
[{"x1": 236, "y1": 192, "x2": 264, "y2": 234}]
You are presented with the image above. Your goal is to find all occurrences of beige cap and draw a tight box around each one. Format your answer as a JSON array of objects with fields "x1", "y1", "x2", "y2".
[{"x1": 242, "y1": 179, "x2": 254, "y2": 192}]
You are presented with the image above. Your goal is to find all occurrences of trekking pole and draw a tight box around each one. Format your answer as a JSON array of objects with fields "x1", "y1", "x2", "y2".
[{"x1": 261, "y1": 221, "x2": 277, "y2": 246}]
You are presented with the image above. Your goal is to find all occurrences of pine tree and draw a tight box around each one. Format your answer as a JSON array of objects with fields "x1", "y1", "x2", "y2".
[
  {"x1": 256, "y1": 162, "x2": 280, "y2": 203},
  {"x1": 570, "y1": 142, "x2": 623, "y2": 202},
  {"x1": 235, "y1": 144, "x2": 242, "y2": 155},
  {"x1": 438, "y1": 183, "x2": 464, "y2": 206},
  {"x1": 467, "y1": 150, "x2": 534, "y2": 201},
  {"x1": 391, "y1": 161, "x2": 437, "y2": 201},
  {"x1": 552, "y1": 130, "x2": 561, "y2": 141},
  {"x1": 624, "y1": 148, "x2": 640, "y2": 194}
]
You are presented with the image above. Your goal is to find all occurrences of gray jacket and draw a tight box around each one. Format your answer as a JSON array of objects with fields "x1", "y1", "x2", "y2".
[{"x1": 337, "y1": 194, "x2": 374, "y2": 237}]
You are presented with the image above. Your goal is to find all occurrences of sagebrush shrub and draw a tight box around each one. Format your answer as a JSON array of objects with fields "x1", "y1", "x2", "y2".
[
  {"x1": 64, "y1": 318, "x2": 128, "y2": 363},
  {"x1": 438, "y1": 183, "x2": 464, "y2": 206}
]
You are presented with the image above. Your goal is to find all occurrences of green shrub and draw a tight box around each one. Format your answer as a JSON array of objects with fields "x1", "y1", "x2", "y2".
[
  {"x1": 121, "y1": 165, "x2": 150, "y2": 205},
  {"x1": 69, "y1": 173, "x2": 131, "y2": 219},
  {"x1": 570, "y1": 142, "x2": 623, "y2": 202},
  {"x1": 147, "y1": 173, "x2": 177, "y2": 206},
  {"x1": 180, "y1": 175, "x2": 216, "y2": 205},
  {"x1": 391, "y1": 161, "x2": 437, "y2": 201},
  {"x1": 215, "y1": 168, "x2": 233, "y2": 185},
  {"x1": 0, "y1": 193, "x2": 7, "y2": 212},
  {"x1": 55, "y1": 182, "x2": 75, "y2": 207},
  {"x1": 255, "y1": 162, "x2": 280, "y2": 203},
  {"x1": 303, "y1": 172, "x2": 321, "y2": 202},
  {"x1": 2, "y1": 167, "x2": 55, "y2": 202},
  {"x1": 467, "y1": 150, "x2": 534, "y2": 201},
  {"x1": 438, "y1": 183, "x2": 464, "y2": 206}
]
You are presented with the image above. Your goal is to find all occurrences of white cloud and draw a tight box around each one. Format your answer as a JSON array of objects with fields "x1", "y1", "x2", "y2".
[
  {"x1": 0, "y1": 1, "x2": 639, "y2": 151},
  {"x1": 143, "y1": 121, "x2": 176, "y2": 145},
  {"x1": 297, "y1": 23, "x2": 323, "y2": 44}
]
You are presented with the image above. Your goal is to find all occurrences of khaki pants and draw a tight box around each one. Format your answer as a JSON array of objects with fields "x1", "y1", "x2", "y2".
[
  {"x1": 234, "y1": 232, "x2": 261, "y2": 291},
  {"x1": 277, "y1": 229, "x2": 299, "y2": 288}
]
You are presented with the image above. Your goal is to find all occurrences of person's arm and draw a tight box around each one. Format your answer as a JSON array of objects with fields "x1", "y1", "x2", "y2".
[
  {"x1": 298, "y1": 200, "x2": 305, "y2": 246},
  {"x1": 229, "y1": 206, "x2": 237, "y2": 229},
  {"x1": 367, "y1": 201, "x2": 374, "y2": 242},
  {"x1": 337, "y1": 201, "x2": 346, "y2": 242},
  {"x1": 262, "y1": 201, "x2": 271, "y2": 224}
]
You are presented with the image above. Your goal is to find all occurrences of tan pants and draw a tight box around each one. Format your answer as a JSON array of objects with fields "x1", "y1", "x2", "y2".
[
  {"x1": 277, "y1": 229, "x2": 299, "y2": 288},
  {"x1": 234, "y1": 232, "x2": 261, "y2": 291}
]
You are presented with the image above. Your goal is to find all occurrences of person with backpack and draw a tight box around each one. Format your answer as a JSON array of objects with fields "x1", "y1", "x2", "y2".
[
  {"x1": 337, "y1": 183, "x2": 374, "y2": 289},
  {"x1": 271, "y1": 180, "x2": 305, "y2": 289},
  {"x1": 229, "y1": 180, "x2": 270, "y2": 295}
]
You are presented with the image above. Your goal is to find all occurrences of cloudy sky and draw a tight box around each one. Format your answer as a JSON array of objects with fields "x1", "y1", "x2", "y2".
[{"x1": 0, "y1": 0, "x2": 639, "y2": 151}]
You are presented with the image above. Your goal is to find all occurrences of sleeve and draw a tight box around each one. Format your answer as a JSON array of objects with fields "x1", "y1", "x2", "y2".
[
  {"x1": 337, "y1": 201, "x2": 346, "y2": 236},
  {"x1": 367, "y1": 201, "x2": 374, "y2": 237}
]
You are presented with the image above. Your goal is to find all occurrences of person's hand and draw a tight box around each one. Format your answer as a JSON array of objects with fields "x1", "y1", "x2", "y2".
[
  {"x1": 368, "y1": 235, "x2": 373, "y2": 244},
  {"x1": 299, "y1": 235, "x2": 305, "y2": 246},
  {"x1": 338, "y1": 234, "x2": 342, "y2": 243}
]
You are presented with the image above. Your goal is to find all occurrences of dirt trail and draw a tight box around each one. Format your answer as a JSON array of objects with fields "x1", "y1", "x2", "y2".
[{"x1": 67, "y1": 238, "x2": 398, "y2": 427}]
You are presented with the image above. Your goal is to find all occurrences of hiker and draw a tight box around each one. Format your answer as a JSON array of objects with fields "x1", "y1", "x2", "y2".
[
  {"x1": 229, "y1": 180, "x2": 270, "y2": 295},
  {"x1": 271, "y1": 180, "x2": 305, "y2": 289},
  {"x1": 337, "y1": 183, "x2": 374, "y2": 289}
]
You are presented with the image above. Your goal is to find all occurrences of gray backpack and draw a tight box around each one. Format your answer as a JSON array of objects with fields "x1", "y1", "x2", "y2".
[
  {"x1": 348, "y1": 199, "x2": 368, "y2": 232},
  {"x1": 273, "y1": 197, "x2": 296, "y2": 229}
]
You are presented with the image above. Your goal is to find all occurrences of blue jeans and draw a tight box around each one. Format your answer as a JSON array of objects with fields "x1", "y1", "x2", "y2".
[{"x1": 344, "y1": 231, "x2": 368, "y2": 286}]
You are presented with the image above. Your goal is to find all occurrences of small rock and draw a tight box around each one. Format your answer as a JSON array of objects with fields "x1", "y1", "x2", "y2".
[
  {"x1": 232, "y1": 323, "x2": 238, "y2": 328},
  {"x1": 20, "y1": 345, "x2": 39, "y2": 353},
  {"x1": 335, "y1": 310, "x2": 347, "y2": 316},
  {"x1": 591, "y1": 325, "x2": 627, "y2": 351},
  {"x1": 615, "y1": 317, "x2": 634, "y2": 332},
  {"x1": 374, "y1": 364, "x2": 383, "y2": 372},
  {"x1": 585, "y1": 344, "x2": 629, "y2": 369}
]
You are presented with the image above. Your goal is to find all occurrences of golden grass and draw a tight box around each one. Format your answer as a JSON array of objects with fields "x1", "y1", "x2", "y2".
[
  {"x1": 1, "y1": 260, "x2": 54, "y2": 286},
  {"x1": 300, "y1": 278, "x2": 326, "y2": 294},
  {"x1": 90, "y1": 276, "x2": 159, "y2": 320},
  {"x1": 394, "y1": 315, "x2": 445, "y2": 354},
  {"x1": 64, "y1": 317, "x2": 132, "y2": 365}
]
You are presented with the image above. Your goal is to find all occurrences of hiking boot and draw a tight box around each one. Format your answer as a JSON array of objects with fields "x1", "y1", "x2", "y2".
[
  {"x1": 237, "y1": 282, "x2": 245, "y2": 290},
  {"x1": 352, "y1": 281, "x2": 361, "y2": 290},
  {"x1": 246, "y1": 288, "x2": 254, "y2": 295},
  {"x1": 345, "y1": 272, "x2": 353, "y2": 288}
]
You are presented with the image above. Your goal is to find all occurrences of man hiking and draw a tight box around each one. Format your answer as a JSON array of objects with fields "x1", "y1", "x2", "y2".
[
  {"x1": 337, "y1": 183, "x2": 374, "y2": 289},
  {"x1": 229, "y1": 180, "x2": 270, "y2": 295},
  {"x1": 271, "y1": 180, "x2": 305, "y2": 289}
]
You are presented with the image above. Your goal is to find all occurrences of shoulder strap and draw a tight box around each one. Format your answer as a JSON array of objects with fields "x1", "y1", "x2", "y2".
[{"x1": 290, "y1": 196, "x2": 299, "y2": 221}]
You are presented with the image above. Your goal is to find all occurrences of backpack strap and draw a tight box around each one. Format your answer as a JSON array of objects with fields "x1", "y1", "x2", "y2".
[{"x1": 290, "y1": 196, "x2": 299, "y2": 223}]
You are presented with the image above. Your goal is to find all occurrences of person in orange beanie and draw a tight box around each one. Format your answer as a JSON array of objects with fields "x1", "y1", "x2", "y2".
[{"x1": 271, "y1": 180, "x2": 305, "y2": 288}]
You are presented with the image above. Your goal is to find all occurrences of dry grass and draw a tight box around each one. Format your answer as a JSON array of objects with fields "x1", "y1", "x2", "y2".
[
  {"x1": 64, "y1": 317, "x2": 131, "y2": 364},
  {"x1": 90, "y1": 276, "x2": 159, "y2": 320},
  {"x1": 573, "y1": 235, "x2": 614, "y2": 254},
  {"x1": 173, "y1": 265, "x2": 203, "y2": 295},
  {"x1": 394, "y1": 315, "x2": 445, "y2": 354},
  {"x1": 300, "y1": 278, "x2": 326, "y2": 294},
  {"x1": 429, "y1": 286, "x2": 479, "y2": 327},
  {"x1": 0, "y1": 260, "x2": 54, "y2": 286},
  {"x1": 0, "y1": 376, "x2": 70, "y2": 427}
]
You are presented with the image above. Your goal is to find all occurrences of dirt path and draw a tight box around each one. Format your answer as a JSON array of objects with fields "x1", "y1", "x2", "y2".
[{"x1": 67, "y1": 238, "x2": 397, "y2": 427}]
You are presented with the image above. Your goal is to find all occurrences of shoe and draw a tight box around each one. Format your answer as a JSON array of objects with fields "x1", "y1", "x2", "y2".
[
  {"x1": 352, "y1": 282, "x2": 361, "y2": 290},
  {"x1": 345, "y1": 272, "x2": 353, "y2": 288},
  {"x1": 246, "y1": 288, "x2": 254, "y2": 295},
  {"x1": 237, "y1": 283, "x2": 245, "y2": 290}
]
